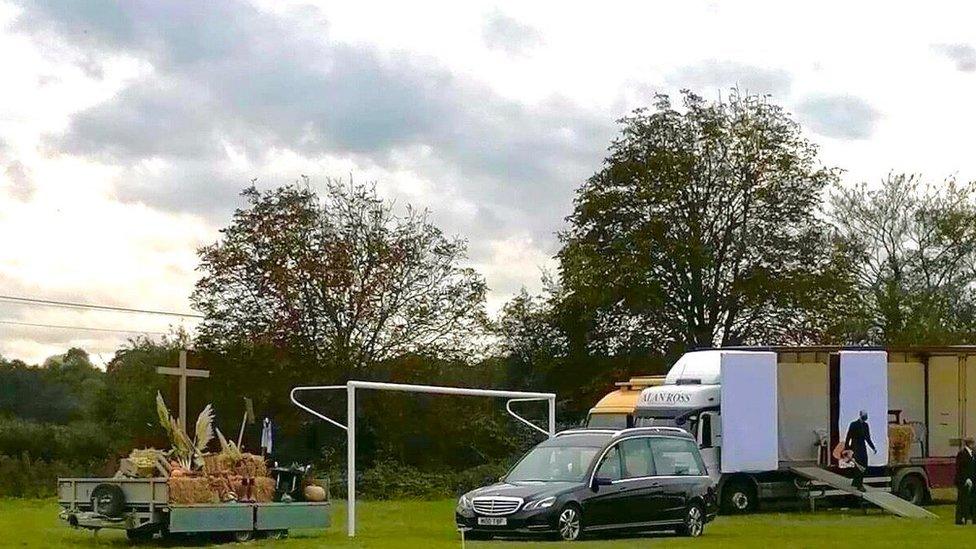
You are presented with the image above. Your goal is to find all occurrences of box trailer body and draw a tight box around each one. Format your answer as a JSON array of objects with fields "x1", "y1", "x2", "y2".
[
  {"x1": 57, "y1": 477, "x2": 330, "y2": 541},
  {"x1": 632, "y1": 347, "x2": 976, "y2": 512}
]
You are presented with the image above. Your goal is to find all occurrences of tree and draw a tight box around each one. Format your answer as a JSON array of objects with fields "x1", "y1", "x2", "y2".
[
  {"x1": 830, "y1": 174, "x2": 976, "y2": 344},
  {"x1": 558, "y1": 90, "x2": 856, "y2": 357},
  {"x1": 192, "y1": 179, "x2": 487, "y2": 375},
  {"x1": 494, "y1": 286, "x2": 567, "y2": 391}
]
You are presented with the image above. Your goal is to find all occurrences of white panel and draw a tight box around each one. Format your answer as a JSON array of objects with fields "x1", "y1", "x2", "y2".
[
  {"x1": 929, "y1": 356, "x2": 959, "y2": 457},
  {"x1": 839, "y1": 351, "x2": 889, "y2": 466},
  {"x1": 720, "y1": 351, "x2": 778, "y2": 473},
  {"x1": 777, "y1": 361, "x2": 829, "y2": 462},
  {"x1": 888, "y1": 362, "x2": 925, "y2": 459}
]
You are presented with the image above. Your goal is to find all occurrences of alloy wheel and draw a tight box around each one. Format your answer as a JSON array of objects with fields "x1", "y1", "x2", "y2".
[
  {"x1": 685, "y1": 505, "x2": 704, "y2": 537},
  {"x1": 558, "y1": 506, "x2": 581, "y2": 541}
]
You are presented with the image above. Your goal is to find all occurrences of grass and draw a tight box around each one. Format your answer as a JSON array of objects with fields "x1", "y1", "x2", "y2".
[{"x1": 2, "y1": 498, "x2": 974, "y2": 548}]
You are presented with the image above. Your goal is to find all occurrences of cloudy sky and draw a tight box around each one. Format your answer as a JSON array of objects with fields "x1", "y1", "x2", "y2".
[{"x1": 2, "y1": 1, "x2": 976, "y2": 363}]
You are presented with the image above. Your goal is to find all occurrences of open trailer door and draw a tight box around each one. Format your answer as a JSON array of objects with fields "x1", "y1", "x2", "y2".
[
  {"x1": 838, "y1": 350, "x2": 889, "y2": 467},
  {"x1": 720, "y1": 351, "x2": 778, "y2": 473}
]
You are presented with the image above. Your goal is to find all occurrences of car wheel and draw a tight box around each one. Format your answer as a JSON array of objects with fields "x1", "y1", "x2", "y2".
[
  {"x1": 91, "y1": 484, "x2": 126, "y2": 518},
  {"x1": 896, "y1": 475, "x2": 926, "y2": 506},
  {"x1": 556, "y1": 504, "x2": 583, "y2": 541},
  {"x1": 721, "y1": 479, "x2": 757, "y2": 514},
  {"x1": 677, "y1": 503, "x2": 705, "y2": 537}
]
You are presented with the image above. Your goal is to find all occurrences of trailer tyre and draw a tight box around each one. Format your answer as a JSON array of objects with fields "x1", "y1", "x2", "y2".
[
  {"x1": 91, "y1": 484, "x2": 126, "y2": 518},
  {"x1": 896, "y1": 475, "x2": 927, "y2": 506},
  {"x1": 125, "y1": 528, "x2": 154, "y2": 543},
  {"x1": 232, "y1": 531, "x2": 255, "y2": 542},
  {"x1": 721, "y1": 479, "x2": 757, "y2": 514}
]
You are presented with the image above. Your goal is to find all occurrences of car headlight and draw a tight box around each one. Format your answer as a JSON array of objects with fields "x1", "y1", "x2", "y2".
[
  {"x1": 457, "y1": 495, "x2": 473, "y2": 511},
  {"x1": 523, "y1": 496, "x2": 556, "y2": 511}
]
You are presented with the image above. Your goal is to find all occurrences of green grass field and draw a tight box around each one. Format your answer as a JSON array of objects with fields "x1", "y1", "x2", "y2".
[{"x1": 2, "y1": 498, "x2": 974, "y2": 548}]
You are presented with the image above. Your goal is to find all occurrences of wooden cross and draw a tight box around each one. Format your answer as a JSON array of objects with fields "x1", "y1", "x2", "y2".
[{"x1": 157, "y1": 350, "x2": 209, "y2": 431}]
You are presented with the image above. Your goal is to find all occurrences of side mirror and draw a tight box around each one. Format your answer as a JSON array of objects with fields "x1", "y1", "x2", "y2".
[{"x1": 591, "y1": 476, "x2": 613, "y2": 491}]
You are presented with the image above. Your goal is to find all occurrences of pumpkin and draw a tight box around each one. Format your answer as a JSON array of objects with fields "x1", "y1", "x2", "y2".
[{"x1": 303, "y1": 485, "x2": 327, "y2": 502}]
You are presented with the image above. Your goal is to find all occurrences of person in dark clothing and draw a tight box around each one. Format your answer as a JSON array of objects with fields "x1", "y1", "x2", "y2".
[
  {"x1": 845, "y1": 410, "x2": 877, "y2": 491},
  {"x1": 955, "y1": 437, "x2": 976, "y2": 525}
]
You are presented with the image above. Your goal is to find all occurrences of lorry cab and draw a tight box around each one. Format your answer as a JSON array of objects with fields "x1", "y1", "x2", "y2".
[
  {"x1": 585, "y1": 376, "x2": 665, "y2": 429},
  {"x1": 634, "y1": 380, "x2": 723, "y2": 485}
]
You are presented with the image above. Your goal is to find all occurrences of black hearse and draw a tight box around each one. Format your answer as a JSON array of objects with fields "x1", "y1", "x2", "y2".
[{"x1": 455, "y1": 427, "x2": 717, "y2": 541}]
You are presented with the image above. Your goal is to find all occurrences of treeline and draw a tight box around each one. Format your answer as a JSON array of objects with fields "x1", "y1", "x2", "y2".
[{"x1": 5, "y1": 90, "x2": 976, "y2": 498}]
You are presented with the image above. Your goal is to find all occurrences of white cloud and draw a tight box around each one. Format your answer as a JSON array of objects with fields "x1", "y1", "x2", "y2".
[{"x1": 4, "y1": 0, "x2": 976, "y2": 362}]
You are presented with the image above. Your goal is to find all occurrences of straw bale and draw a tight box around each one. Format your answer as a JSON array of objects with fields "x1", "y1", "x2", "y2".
[
  {"x1": 168, "y1": 476, "x2": 218, "y2": 504},
  {"x1": 889, "y1": 424, "x2": 914, "y2": 464}
]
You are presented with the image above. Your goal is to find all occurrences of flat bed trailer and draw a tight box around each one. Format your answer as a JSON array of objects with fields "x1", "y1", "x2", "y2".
[{"x1": 58, "y1": 477, "x2": 330, "y2": 542}]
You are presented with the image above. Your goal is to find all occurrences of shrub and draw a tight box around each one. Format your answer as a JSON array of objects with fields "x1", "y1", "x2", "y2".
[{"x1": 0, "y1": 455, "x2": 94, "y2": 498}]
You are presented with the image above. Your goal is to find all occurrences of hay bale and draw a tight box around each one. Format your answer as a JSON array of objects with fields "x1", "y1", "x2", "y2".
[
  {"x1": 227, "y1": 476, "x2": 275, "y2": 502},
  {"x1": 889, "y1": 424, "x2": 914, "y2": 464},
  {"x1": 168, "y1": 477, "x2": 218, "y2": 504},
  {"x1": 237, "y1": 454, "x2": 268, "y2": 477},
  {"x1": 203, "y1": 452, "x2": 267, "y2": 477}
]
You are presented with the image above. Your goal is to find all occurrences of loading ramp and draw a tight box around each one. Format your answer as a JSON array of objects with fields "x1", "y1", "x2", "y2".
[{"x1": 790, "y1": 466, "x2": 937, "y2": 518}]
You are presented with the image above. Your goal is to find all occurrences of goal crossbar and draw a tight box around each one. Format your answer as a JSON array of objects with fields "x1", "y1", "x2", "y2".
[{"x1": 290, "y1": 380, "x2": 557, "y2": 537}]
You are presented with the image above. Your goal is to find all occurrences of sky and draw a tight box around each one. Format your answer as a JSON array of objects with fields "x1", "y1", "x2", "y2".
[{"x1": 2, "y1": 1, "x2": 976, "y2": 364}]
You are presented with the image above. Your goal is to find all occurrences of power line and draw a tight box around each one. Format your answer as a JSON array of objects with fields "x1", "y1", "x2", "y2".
[
  {"x1": 0, "y1": 319, "x2": 173, "y2": 336},
  {"x1": 0, "y1": 294, "x2": 204, "y2": 318}
]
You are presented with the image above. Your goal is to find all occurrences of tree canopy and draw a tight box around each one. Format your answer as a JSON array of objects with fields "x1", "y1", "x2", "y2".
[
  {"x1": 831, "y1": 174, "x2": 976, "y2": 344},
  {"x1": 192, "y1": 179, "x2": 487, "y2": 375},
  {"x1": 557, "y1": 90, "x2": 856, "y2": 357}
]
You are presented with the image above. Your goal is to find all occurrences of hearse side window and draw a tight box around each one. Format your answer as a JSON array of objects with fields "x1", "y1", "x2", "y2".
[
  {"x1": 619, "y1": 438, "x2": 655, "y2": 479},
  {"x1": 649, "y1": 437, "x2": 705, "y2": 476},
  {"x1": 594, "y1": 445, "x2": 623, "y2": 481}
]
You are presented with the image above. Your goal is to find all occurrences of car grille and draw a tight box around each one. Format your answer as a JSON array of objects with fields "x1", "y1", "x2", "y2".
[{"x1": 472, "y1": 496, "x2": 523, "y2": 516}]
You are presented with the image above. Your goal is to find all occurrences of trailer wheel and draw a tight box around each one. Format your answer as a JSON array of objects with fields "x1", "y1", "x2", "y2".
[
  {"x1": 721, "y1": 479, "x2": 757, "y2": 514},
  {"x1": 125, "y1": 528, "x2": 154, "y2": 543},
  {"x1": 232, "y1": 530, "x2": 255, "y2": 542},
  {"x1": 91, "y1": 484, "x2": 126, "y2": 518},
  {"x1": 896, "y1": 475, "x2": 927, "y2": 506}
]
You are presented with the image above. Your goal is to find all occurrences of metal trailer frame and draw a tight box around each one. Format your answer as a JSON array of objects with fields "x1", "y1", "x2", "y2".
[{"x1": 290, "y1": 380, "x2": 557, "y2": 537}]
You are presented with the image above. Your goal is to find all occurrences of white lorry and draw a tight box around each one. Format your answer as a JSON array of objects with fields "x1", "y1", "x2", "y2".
[{"x1": 632, "y1": 347, "x2": 975, "y2": 513}]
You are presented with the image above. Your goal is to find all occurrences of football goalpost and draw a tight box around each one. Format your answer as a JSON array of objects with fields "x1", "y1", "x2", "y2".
[{"x1": 290, "y1": 380, "x2": 557, "y2": 537}]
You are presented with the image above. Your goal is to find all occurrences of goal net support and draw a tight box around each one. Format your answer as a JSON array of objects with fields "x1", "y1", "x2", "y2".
[{"x1": 290, "y1": 380, "x2": 557, "y2": 537}]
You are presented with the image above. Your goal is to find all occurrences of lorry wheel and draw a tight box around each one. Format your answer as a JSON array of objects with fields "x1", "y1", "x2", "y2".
[
  {"x1": 896, "y1": 475, "x2": 927, "y2": 505},
  {"x1": 91, "y1": 484, "x2": 126, "y2": 518},
  {"x1": 721, "y1": 480, "x2": 757, "y2": 514},
  {"x1": 232, "y1": 530, "x2": 255, "y2": 542}
]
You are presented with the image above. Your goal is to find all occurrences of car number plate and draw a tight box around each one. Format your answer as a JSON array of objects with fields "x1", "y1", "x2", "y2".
[{"x1": 477, "y1": 517, "x2": 507, "y2": 526}]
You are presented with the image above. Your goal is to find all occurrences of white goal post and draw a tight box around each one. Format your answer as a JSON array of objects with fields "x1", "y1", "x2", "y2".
[{"x1": 290, "y1": 380, "x2": 557, "y2": 537}]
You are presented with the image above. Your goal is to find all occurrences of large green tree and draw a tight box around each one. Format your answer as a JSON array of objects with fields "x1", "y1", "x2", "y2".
[
  {"x1": 192, "y1": 179, "x2": 487, "y2": 376},
  {"x1": 558, "y1": 90, "x2": 856, "y2": 357},
  {"x1": 831, "y1": 174, "x2": 976, "y2": 344}
]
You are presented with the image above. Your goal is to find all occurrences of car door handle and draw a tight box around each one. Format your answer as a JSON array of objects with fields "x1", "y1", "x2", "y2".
[{"x1": 649, "y1": 482, "x2": 662, "y2": 488}]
